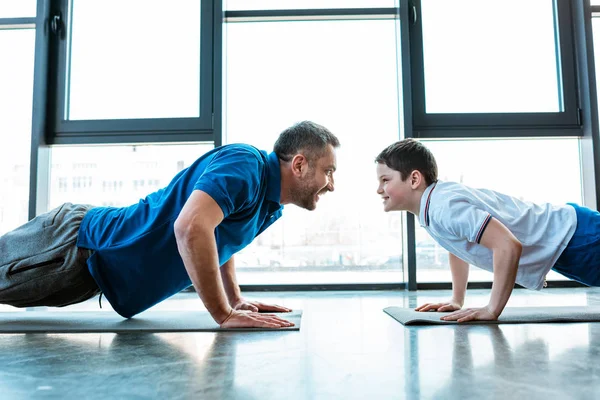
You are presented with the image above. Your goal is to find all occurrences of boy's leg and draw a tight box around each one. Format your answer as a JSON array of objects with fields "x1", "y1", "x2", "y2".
[
  {"x1": 0, "y1": 203, "x2": 100, "y2": 308},
  {"x1": 552, "y1": 204, "x2": 600, "y2": 286}
]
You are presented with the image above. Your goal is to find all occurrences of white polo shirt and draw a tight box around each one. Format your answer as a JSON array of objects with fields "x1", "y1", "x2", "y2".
[{"x1": 419, "y1": 181, "x2": 577, "y2": 290}]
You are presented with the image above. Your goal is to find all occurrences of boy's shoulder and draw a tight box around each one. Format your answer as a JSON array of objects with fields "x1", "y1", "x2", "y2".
[
  {"x1": 428, "y1": 181, "x2": 479, "y2": 206},
  {"x1": 425, "y1": 181, "x2": 491, "y2": 223}
]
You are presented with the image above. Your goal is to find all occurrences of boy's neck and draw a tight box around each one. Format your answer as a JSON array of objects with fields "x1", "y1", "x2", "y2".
[{"x1": 407, "y1": 186, "x2": 428, "y2": 217}]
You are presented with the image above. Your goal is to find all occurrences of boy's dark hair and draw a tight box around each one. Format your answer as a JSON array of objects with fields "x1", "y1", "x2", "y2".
[
  {"x1": 274, "y1": 121, "x2": 340, "y2": 165},
  {"x1": 375, "y1": 139, "x2": 438, "y2": 186}
]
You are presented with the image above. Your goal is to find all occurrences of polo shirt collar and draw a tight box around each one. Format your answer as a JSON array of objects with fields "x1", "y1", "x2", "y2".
[
  {"x1": 266, "y1": 152, "x2": 282, "y2": 204},
  {"x1": 419, "y1": 181, "x2": 438, "y2": 227}
]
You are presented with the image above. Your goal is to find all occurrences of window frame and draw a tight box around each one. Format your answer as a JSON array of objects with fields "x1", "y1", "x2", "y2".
[
  {"x1": 46, "y1": 0, "x2": 214, "y2": 145},
  {"x1": 409, "y1": 0, "x2": 582, "y2": 138}
]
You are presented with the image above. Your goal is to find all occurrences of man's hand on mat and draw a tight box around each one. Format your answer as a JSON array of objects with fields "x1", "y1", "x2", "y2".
[
  {"x1": 220, "y1": 310, "x2": 295, "y2": 329},
  {"x1": 415, "y1": 300, "x2": 462, "y2": 313},
  {"x1": 439, "y1": 306, "x2": 497, "y2": 323},
  {"x1": 232, "y1": 298, "x2": 292, "y2": 313}
]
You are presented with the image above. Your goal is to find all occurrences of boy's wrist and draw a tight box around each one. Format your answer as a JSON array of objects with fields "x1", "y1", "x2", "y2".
[{"x1": 451, "y1": 297, "x2": 464, "y2": 307}]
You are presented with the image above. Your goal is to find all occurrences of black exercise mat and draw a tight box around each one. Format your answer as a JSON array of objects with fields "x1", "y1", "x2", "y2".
[
  {"x1": 383, "y1": 306, "x2": 600, "y2": 325},
  {"x1": 0, "y1": 310, "x2": 302, "y2": 333}
]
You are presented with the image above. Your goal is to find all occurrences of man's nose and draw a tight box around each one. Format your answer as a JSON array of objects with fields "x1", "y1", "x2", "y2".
[{"x1": 327, "y1": 176, "x2": 335, "y2": 192}]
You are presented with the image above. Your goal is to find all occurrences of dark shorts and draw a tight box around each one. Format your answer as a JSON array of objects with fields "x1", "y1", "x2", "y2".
[
  {"x1": 0, "y1": 203, "x2": 100, "y2": 308},
  {"x1": 552, "y1": 203, "x2": 600, "y2": 286}
]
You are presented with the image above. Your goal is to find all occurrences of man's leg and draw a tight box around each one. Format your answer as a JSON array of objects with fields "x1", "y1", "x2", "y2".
[{"x1": 0, "y1": 203, "x2": 99, "y2": 308}]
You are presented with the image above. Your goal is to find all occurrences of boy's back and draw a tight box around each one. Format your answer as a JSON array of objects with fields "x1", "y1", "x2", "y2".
[{"x1": 422, "y1": 180, "x2": 577, "y2": 290}]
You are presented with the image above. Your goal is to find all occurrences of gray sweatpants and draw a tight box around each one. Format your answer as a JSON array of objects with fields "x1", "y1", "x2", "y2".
[{"x1": 0, "y1": 203, "x2": 100, "y2": 308}]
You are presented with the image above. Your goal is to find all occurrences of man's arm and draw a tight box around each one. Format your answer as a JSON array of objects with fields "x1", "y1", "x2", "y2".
[
  {"x1": 220, "y1": 256, "x2": 292, "y2": 313},
  {"x1": 174, "y1": 190, "x2": 231, "y2": 324},
  {"x1": 441, "y1": 218, "x2": 522, "y2": 322},
  {"x1": 174, "y1": 190, "x2": 292, "y2": 328},
  {"x1": 220, "y1": 256, "x2": 242, "y2": 307}
]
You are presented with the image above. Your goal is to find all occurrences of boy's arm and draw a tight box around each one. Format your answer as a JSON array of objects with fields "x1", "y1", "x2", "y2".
[
  {"x1": 449, "y1": 253, "x2": 469, "y2": 307},
  {"x1": 441, "y1": 218, "x2": 521, "y2": 322},
  {"x1": 415, "y1": 252, "x2": 468, "y2": 312},
  {"x1": 481, "y1": 218, "x2": 522, "y2": 317}
]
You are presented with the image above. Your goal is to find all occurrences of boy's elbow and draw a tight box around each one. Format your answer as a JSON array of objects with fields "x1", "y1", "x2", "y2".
[{"x1": 507, "y1": 237, "x2": 523, "y2": 259}]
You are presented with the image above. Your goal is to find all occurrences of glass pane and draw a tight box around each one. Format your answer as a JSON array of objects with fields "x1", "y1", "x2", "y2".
[
  {"x1": 44, "y1": 142, "x2": 208, "y2": 314},
  {"x1": 422, "y1": 0, "x2": 561, "y2": 113},
  {"x1": 67, "y1": 0, "x2": 200, "y2": 120},
  {"x1": 0, "y1": 1, "x2": 36, "y2": 18},
  {"x1": 225, "y1": 20, "x2": 403, "y2": 285},
  {"x1": 0, "y1": 29, "x2": 34, "y2": 235},
  {"x1": 416, "y1": 138, "x2": 582, "y2": 283},
  {"x1": 225, "y1": 0, "x2": 395, "y2": 11},
  {"x1": 48, "y1": 144, "x2": 213, "y2": 209}
]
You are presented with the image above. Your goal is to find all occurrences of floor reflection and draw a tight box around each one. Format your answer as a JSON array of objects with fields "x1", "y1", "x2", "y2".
[{"x1": 1, "y1": 288, "x2": 600, "y2": 399}]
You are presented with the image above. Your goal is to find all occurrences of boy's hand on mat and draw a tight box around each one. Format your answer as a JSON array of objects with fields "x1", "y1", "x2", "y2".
[
  {"x1": 232, "y1": 298, "x2": 292, "y2": 313},
  {"x1": 439, "y1": 306, "x2": 497, "y2": 323},
  {"x1": 220, "y1": 310, "x2": 295, "y2": 329},
  {"x1": 415, "y1": 301, "x2": 462, "y2": 313}
]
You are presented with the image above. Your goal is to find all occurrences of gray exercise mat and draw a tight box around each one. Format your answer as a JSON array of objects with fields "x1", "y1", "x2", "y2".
[
  {"x1": 0, "y1": 310, "x2": 302, "y2": 333},
  {"x1": 383, "y1": 306, "x2": 600, "y2": 326}
]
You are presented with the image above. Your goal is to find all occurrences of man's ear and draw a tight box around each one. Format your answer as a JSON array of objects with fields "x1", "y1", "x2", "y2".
[
  {"x1": 410, "y1": 170, "x2": 423, "y2": 189},
  {"x1": 291, "y1": 154, "x2": 307, "y2": 177}
]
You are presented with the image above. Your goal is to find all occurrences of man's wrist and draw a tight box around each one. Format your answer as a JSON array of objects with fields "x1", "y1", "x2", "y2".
[
  {"x1": 229, "y1": 296, "x2": 243, "y2": 308},
  {"x1": 216, "y1": 307, "x2": 234, "y2": 324}
]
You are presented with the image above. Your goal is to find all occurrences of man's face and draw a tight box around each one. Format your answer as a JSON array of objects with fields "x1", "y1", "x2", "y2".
[{"x1": 292, "y1": 145, "x2": 337, "y2": 211}]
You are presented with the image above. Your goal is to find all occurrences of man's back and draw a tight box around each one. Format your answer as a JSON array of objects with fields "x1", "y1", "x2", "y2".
[{"x1": 77, "y1": 143, "x2": 283, "y2": 318}]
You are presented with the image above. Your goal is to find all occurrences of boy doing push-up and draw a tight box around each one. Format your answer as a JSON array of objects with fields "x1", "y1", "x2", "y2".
[{"x1": 376, "y1": 138, "x2": 599, "y2": 322}]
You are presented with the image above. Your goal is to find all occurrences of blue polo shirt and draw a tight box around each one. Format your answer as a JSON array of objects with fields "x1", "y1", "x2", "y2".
[{"x1": 76, "y1": 144, "x2": 283, "y2": 318}]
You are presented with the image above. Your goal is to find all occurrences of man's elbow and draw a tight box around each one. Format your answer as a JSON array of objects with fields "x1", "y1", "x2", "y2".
[{"x1": 174, "y1": 218, "x2": 198, "y2": 244}]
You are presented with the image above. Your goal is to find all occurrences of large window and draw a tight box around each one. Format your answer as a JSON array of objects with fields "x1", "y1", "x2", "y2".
[
  {"x1": 67, "y1": 1, "x2": 200, "y2": 120},
  {"x1": 410, "y1": 0, "x2": 580, "y2": 135},
  {"x1": 48, "y1": 0, "x2": 214, "y2": 144},
  {"x1": 224, "y1": 13, "x2": 404, "y2": 285},
  {"x1": 416, "y1": 138, "x2": 583, "y2": 283},
  {"x1": 0, "y1": 28, "x2": 35, "y2": 235},
  {"x1": 421, "y1": 1, "x2": 560, "y2": 114}
]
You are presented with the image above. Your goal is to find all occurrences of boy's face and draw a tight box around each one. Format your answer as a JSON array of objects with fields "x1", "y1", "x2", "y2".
[{"x1": 376, "y1": 163, "x2": 415, "y2": 212}]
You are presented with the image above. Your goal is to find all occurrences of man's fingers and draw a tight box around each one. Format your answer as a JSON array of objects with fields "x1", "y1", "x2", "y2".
[
  {"x1": 263, "y1": 305, "x2": 292, "y2": 312},
  {"x1": 252, "y1": 314, "x2": 294, "y2": 328},
  {"x1": 415, "y1": 303, "x2": 437, "y2": 312},
  {"x1": 254, "y1": 303, "x2": 292, "y2": 312}
]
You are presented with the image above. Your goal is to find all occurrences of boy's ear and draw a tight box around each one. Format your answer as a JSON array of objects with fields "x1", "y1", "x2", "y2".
[{"x1": 410, "y1": 170, "x2": 423, "y2": 189}]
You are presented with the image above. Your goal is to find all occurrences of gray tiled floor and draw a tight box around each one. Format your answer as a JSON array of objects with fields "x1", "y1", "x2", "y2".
[{"x1": 2, "y1": 287, "x2": 600, "y2": 399}]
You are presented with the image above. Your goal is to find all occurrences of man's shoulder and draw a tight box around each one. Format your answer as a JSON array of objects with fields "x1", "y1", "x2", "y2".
[{"x1": 218, "y1": 143, "x2": 265, "y2": 160}]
